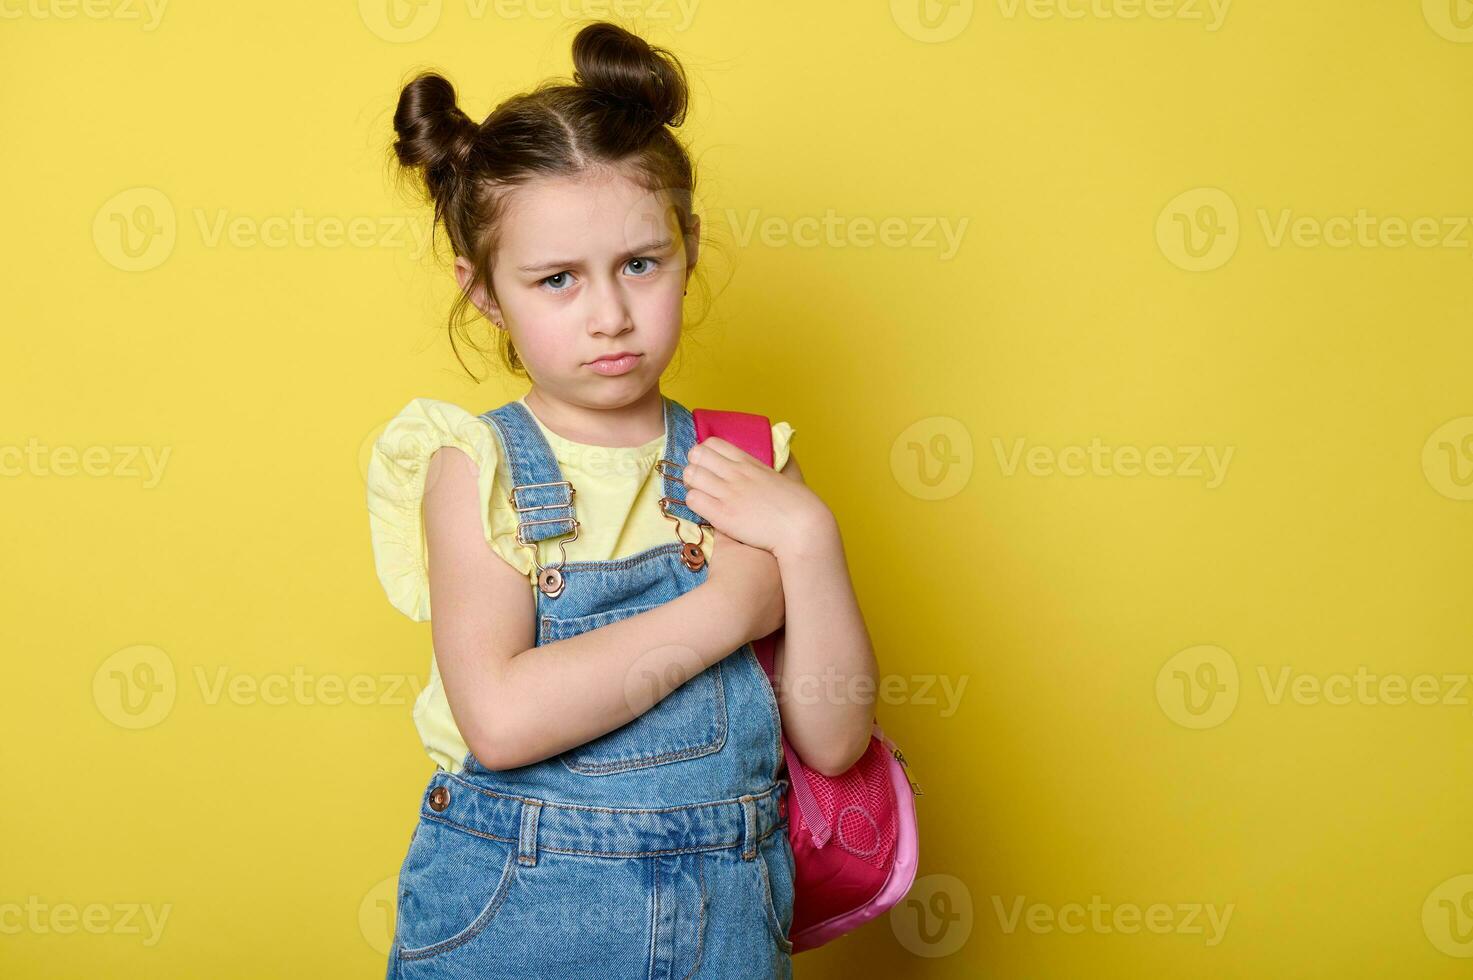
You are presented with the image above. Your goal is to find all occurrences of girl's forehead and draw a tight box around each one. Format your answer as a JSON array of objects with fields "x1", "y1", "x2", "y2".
[{"x1": 499, "y1": 171, "x2": 673, "y2": 258}]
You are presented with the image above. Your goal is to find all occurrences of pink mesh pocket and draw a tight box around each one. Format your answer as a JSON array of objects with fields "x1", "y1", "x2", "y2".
[{"x1": 807, "y1": 740, "x2": 899, "y2": 871}]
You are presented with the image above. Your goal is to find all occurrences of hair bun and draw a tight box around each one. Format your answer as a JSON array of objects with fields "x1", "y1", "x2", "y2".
[
  {"x1": 392, "y1": 72, "x2": 479, "y2": 186},
  {"x1": 571, "y1": 22, "x2": 688, "y2": 130}
]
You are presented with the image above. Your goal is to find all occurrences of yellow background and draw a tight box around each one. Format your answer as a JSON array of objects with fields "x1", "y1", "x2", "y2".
[{"x1": 3, "y1": 1, "x2": 1472, "y2": 976}]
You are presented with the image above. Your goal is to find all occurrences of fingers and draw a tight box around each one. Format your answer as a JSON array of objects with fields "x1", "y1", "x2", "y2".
[{"x1": 688, "y1": 439, "x2": 749, "y2": 475}]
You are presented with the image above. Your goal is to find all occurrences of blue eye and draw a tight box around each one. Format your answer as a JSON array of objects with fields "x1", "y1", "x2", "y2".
[{"x1": 537, "y1": 258, "x2": 659, "y2": 293}]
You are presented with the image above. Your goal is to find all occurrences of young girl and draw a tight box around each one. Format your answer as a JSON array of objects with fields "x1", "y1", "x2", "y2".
[{"x1": 366, "y1": 22, "x2": 879, "y2": 979}]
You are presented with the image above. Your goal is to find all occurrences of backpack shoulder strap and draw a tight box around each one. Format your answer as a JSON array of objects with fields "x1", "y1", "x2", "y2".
[
  {"x1": 691, "y1": 407, "x2": 781, "y2": 683},
  {"x1": 692, "y1": 408, "x2": 774, "y2": 468}
]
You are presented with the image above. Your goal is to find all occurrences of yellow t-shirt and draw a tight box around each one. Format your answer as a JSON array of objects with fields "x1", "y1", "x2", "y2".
[{"x1": 365, "y1": 394, "x2": 796, "y2": 773}]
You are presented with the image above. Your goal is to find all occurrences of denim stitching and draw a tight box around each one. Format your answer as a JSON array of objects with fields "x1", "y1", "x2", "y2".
[
  {"x1": 397, "y1": 839, "x2": 519, "y2": 961},
  {"x1": 417, "y1": 811, "x2": 788, "y2": 859},
  {"x1": 561, "y1": 661, "x2": 728, "y2": 775},
  {"x1": 754, "y1": 836, "x2": 795, "y2": 954},
  {"x1": 440, "y1": 769, "x2": 783, "y2": 812},
  {"x1": 647, "y1": 857, "x2": 660, "y2": 980},
  {"x1": 680, "y1": 852, "x2": 707, "y2": 980}
]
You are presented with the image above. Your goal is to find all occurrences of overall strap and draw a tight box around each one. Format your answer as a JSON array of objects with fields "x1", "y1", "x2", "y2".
[
  {"x1": 478, "y1": 400, "x2": 578, "y2": 546},
  {"x1": 657, "y1": 396, "x2": 708, "y2": 528}
]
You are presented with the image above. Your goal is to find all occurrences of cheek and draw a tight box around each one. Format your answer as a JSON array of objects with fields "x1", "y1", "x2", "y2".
[
  {"x1": 635, "y1": 291, "x2": 685, "y2": 354},
  {"x1": 510, "y1": 326, "x2": 569, "y2": 373}
]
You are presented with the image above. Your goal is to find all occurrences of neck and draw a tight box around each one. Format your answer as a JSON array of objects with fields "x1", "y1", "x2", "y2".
[{"x1": 523, "y1": 386, "x2": 665, "y2": 447}]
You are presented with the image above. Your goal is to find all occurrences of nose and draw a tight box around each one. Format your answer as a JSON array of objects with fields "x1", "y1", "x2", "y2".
[{"x1": 585, "y1": 275, "x2": 634, "y2": 339}]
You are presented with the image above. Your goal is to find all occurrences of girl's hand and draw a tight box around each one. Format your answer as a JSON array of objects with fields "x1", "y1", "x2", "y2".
[{"x1": 682, "y1": 438, "x2": 832, "y2": 560}]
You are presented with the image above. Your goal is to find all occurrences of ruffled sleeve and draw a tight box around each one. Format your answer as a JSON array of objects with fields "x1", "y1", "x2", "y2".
[
  {"x1": 365, "y1": 398, "x2": 533, "y2": 622},
  {"x1": 771, "y1": 420, "x2": 796, "y2": 471}
]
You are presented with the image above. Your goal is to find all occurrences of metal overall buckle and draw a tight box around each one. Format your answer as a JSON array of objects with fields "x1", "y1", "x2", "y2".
[
  {"x1": 508, "y1": 479, "x2": 580, "y2": 597},
  {"x1": 655, "y1": 458, "x2": 712, "y2": 572}
]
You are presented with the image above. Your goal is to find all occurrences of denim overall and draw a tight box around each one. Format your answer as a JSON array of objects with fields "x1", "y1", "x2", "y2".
[{"x1": 387, "y1": 395, "x2": 795, "y2": 980}]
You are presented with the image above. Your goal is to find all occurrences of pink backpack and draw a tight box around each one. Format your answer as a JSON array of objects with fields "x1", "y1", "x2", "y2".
[{"x1": 692, "y1": 408, "x2": 922, "y2": 953}]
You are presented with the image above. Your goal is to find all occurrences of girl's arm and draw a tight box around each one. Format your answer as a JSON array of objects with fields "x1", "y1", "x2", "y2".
[
  {"x1": 422, "y1": 445, "x2": 783, "y2": 771},
  {"x1": 769, "y1": 453, "x2": 880, "y2": 777}
]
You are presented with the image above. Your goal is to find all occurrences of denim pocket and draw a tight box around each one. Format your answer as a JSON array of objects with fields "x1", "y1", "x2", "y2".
[
  {"x1": 540, "y1": 602, "x2": 728, "y2": 776},
  {"x1": 394, "y1": 817, "x2": 519, "y2": 962},
  {"x1": 755, "y1": 828, "x2": 796, "y2": 954}
]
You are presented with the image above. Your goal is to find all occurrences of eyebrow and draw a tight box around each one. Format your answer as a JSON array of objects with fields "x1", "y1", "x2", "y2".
[{"x1": 517, "y1": 238, "x2": 673, "y2": 274}]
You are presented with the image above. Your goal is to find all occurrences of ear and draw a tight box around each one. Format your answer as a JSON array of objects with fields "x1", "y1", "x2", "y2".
[{"x1": 454, "y1": 256, "x2": 505, "y2": 326}]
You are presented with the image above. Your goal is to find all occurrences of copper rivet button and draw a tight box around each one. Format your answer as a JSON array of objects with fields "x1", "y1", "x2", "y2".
[{"x1": 428, "y1": 786, "x2": 450, "y2": 812}]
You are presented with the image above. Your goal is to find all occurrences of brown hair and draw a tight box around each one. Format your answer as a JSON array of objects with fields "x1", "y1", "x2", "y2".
[{"x1": 389, "y1": 21, "x2": 705, "y2": 380}]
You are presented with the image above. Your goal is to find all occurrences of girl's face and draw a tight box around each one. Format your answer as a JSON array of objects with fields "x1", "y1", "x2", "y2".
[{"x1": 456, "y1": 166, "x2": 699, "y2": 416}]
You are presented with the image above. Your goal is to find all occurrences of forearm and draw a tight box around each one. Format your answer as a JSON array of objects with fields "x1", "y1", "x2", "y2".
[
  {"x1": 475, "y1": 581, "x2": 747, "y2": 770},
  {"x1": 774, "y1": 514, "x2": 879, "y2": 776}
]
